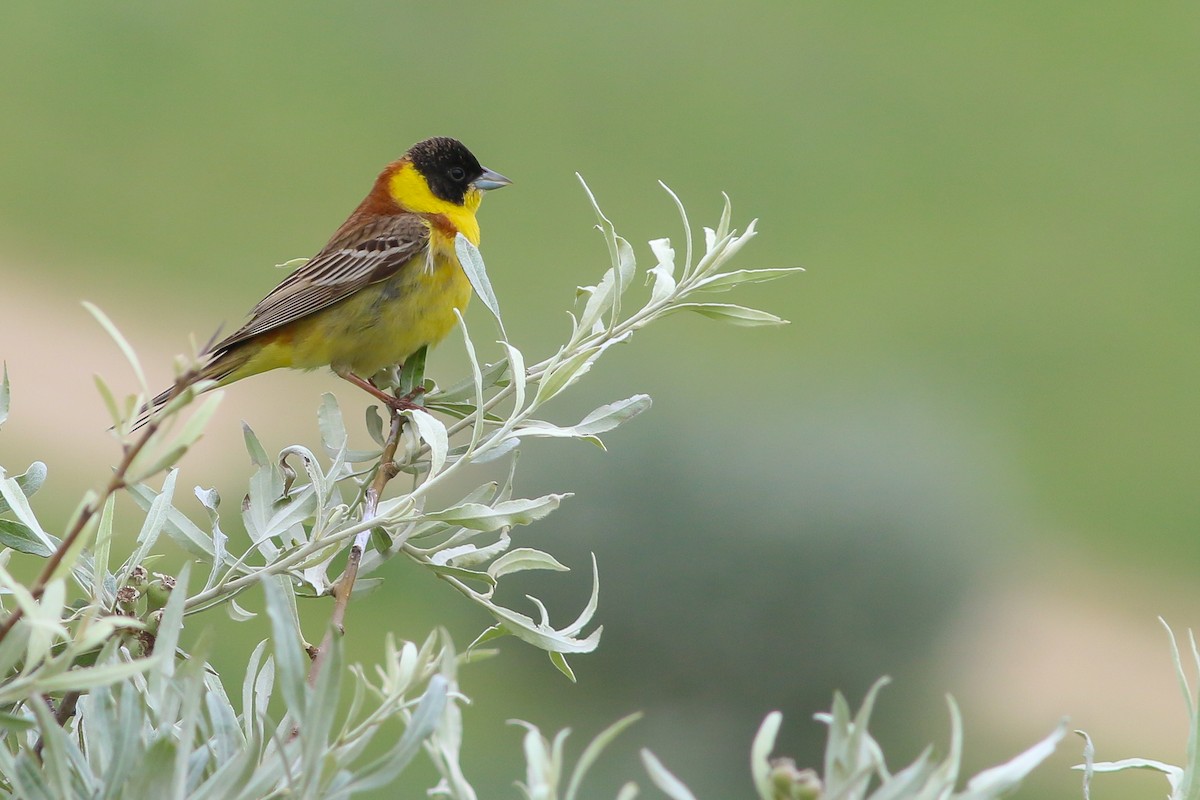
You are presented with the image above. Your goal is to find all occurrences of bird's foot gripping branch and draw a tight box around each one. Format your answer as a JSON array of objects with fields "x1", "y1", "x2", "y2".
[{"x1": 0, "y1": 179, "x2": 808, "y2": 794}]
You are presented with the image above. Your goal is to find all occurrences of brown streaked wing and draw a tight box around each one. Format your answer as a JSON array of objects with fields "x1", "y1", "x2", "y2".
[{"x1": 208, "y1": 215, "x2": 430, "y2": 353}]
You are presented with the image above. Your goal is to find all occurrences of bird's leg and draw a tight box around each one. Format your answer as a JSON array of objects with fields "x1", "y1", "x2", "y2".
[{"x1": 334, "y1": 368, "x2": 424, "y2": 412}]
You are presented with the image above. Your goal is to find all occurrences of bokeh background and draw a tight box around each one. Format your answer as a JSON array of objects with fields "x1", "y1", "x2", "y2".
[{"x1": 2, "y1": 3, "x2": 1197, "y2": 796}]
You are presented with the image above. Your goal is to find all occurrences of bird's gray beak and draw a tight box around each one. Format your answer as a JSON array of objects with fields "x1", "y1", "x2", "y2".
[{"x1": 473, "y1": 167, "x2": 512, "y2": 192}]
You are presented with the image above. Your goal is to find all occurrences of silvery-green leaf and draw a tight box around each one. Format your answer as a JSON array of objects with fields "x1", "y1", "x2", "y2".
[
  {"x1": 13, "y1": 654, "x2": 159, "y2": 698},
  {"x1": 453, "y1": 308, "x2": 488, "y2": 453},
  {"x1": 534, "y1": 334, "x2": 630, "y2": 407},
  {"x1": 407, "y1": 408, "x2": 449, "y2": 477},
  {"x1": 456, "y1": 234, "x2": 505, "y2": 337},
  {"x1": 611, "y1": 235, "x2": 636, "y2": 324},
  {"x1": 0, "y1": 461, "x2": 47, "y2": 517},
  {"x1": 640, "y1": 750, "x2": 697, "y2": 800},
  {"x1": 122, "y1": 471, "x2": 178, "y2": 579},
  {"x1": 575, "y1": 394, "x2": 652, "y2": 436},
  {"x1": 693, "y1": 266, "x2": 805, "y2": 293},
  {"x1": 475, "y1": 600, "x2": 601, "y2": 656},
  {"x1": 956, "y1": 718, "x2": 1066, "y2": 799},
  {"x1": 577, "y1": 267, "x2": 617, "y2": 336},
  {"x1": 646, "y1": 238, "x2": 677, "y2": 306},
  {"x1": 93, "y1": 373, "x2": 125, "y2": 428},
  {"x1": 0, "y1": 709, "x2": 34, "y2": 732},
  {"x1": 242, "y1": 422, "x2": 270, "y2": 467},
  {"x1": 667, "y1": 302, "x2": 788, "y2": 327},
  {"x1": 488, "y1": 548, "x2": 569, "y2": 579},
  {"x1": 0, "y1": 471, "x2": 54, "y2": 554},
  {"x1": 0, "y1": 519, "x2": 51, "y2": 557},
  {"x1": 365, "y1": 404, "x2": 386, "y2": 445},
  {"x1": 83, "y1": 302, "x2": 148, "y2": 395},
  {"x1": 473, "y1": 435, "x2": 521, "y2": 464},
  {"x1": 263, "y1": 576, "x2": 305, "y2": 723},
  {"x1": 128, "y1": 444, "x2": 189, "y2": 486},
  {"x1": 126, "y1": 481, "x2": 216, "y2": 560},
  {"x1": 91, "y1": 495, "x2": 117, "y2": 603},
  {"x1": 318, "y1": 393, "x2": 349, "y2": 456},
  {"x1": 446, "y1": 532, "x2": 511, "y2": 568},
  {"x1": 750, "y1": 712, "x2": 782, "y2": 799},
  {"x1": 1077, "y1": 758, "x2": 1181, "y2": 779},
  {"x1": 227, "y1": 598, "x2": 257, "y2": 622},
  {"x1": 564, "y1": 712, "x2": 643, "y2": 800},
  {"x1": 432, "y1": 359, "x2": 511, "y2": 404},
  {"x1": 616, "y1": 783, "x2": 640, "y2": 800},
  {"x1": 342, "y1": 675, "x2": 449, "y2": 793},
  {"x1": 426, "y1": 494, "x2": 569, "y2": 532},
  {"x1": 716, "y1": 191, "x2": 733, "y2": 240},
  {"x1": 165, "y1": 392, "x2": 222, "y2": 453},
  {"x1": 657, "y1": 181, "x2": 694, "y2": 279},
  {"x1": 427, "y1": 564, "x2": 497, "y2": 592}
]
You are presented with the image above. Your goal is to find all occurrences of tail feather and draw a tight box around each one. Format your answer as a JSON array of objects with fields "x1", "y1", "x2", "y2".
[{"x1": 130, "y1": 347, "x2": 250, "y2": 431}]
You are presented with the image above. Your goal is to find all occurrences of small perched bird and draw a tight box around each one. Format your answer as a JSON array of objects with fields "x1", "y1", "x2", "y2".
[{"x1": 143, "y1": 137, "x2": 509, "y2": 421}]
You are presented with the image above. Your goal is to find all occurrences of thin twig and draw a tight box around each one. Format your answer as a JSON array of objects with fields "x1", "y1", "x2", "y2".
[
  {"x1": 0, "y1": 370, "x2": 200, "y2": 647},
  {"x1": 305, "y1": 408, "x2": 405, "y2": 686}
]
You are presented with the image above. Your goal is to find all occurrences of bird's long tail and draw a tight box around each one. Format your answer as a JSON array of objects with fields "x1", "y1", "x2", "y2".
[{"x1": 131, "y1": 346, "x2": 253, "y2": 431}]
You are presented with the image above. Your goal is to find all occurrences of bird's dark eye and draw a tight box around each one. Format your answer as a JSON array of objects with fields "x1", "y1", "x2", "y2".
[{"x1": 448, "y1": 166, "x2": 467, "y2": 182}]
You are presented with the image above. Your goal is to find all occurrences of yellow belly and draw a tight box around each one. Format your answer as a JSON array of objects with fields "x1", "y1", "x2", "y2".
[{"x1": 234, "y1": 246, "x2": 471, "y2": 379}]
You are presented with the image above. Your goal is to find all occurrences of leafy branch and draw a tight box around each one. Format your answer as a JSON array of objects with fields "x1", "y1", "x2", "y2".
[{"x1": 0, "y1": 178, "x2": 808, "y2": 795}]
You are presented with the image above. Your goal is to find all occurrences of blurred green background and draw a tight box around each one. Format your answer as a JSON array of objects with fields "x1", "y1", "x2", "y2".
[{"x1": 1, "y1": 2, "x2": 1197, "y2": 796}]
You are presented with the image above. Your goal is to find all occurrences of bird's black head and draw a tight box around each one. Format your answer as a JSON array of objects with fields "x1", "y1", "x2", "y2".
[{"x1": 407, "y1": 137, "x2": 486, "y2": 206}]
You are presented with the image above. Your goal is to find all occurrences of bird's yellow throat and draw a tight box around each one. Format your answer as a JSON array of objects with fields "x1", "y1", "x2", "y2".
[{"x1": 388, "y1": 164, "x2": 483, "y2": 245}]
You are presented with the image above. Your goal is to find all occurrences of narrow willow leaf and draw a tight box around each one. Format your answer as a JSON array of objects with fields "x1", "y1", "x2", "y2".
[
  {"x1": 263, "y1": 577, "x2": 305, "y2": 723},
  {"x1": 432, "y1": 358, "x2": 510, "y2": 404},
  {"x1": 93, "y1": 372, "x2": 125, "y2": 429},
  {"x1": 0, "y1": 461, "x2": 47, "y2": 516},
  {"x1": 716, "y1": 191, "x2": 733, "y2": 240},
  {"x1": 242, "y1": 422, "x2": 270, "y2": 467},
  {"x1": 546, "y1": 650, "x2": 574, "y2": 681},
  {"x1": 453, "y1": 309, "x2": 487, "y2": 453},
  {"x1": 0, "y1": 472, "x2": 54, "y2": 553},
  {"x1": 641, "y1": 750, "x2": 697, "y2": 800},
  {"x1": 317, "y1": 393, "x2": 348, "y2": 456},
  {"x1": 83, "y1": 302, "x2": 148, "y2": 395},
  {"x1": 658, "y1": 181, "x2": 693, "y2": 278},
  {"x1": 92, "y1": 495, "x2": 117, "y2": 602},
  {"x1": 646, "y1": 238, "x2": 677, "y2": 306},
  {"x1": 668, "y1": 302, "x2": 788, "y2": 327},
  {"x1": 124, "y1": 471, "x2": 179, "y2": 575},
  {"x1": 750, "y1": 712, "x2": 782, "y2": 798},
  {"x1": 167, "y1": 392, "x2": 222, "y2": 452},
  {"x1": 456, "y1": 234, "x2": 505, "y2": 337},
  {"x1": 565, "y1": 712, "x2": 644, "y2": 800},
  {"x1": 126, "y1": 481, "x2": 216, "y2": 560},
  {"x1": 488, "y1": 548, "x2": 569, "y2": 579},
  {"x1": 576, "y1": 268, "x2": 616, "y2": 336},
  {"x1": 407, "y1": 409, "x2": 449, "y2": 477},
  {"x1": 227, "y1": 598, "x2": 257, "y2": 622},
  {"x1": 575, "y1": 394, "x2": 652, "y2": 436},
  {"x1": 0, "y1": 520, "x2": 52, "y2": 557},
  {"x1": 957, "y1": 719, "x2": 1067, "y2": 799},
  {"x1": 0, "y1": 710, "x2": 34, "y2": 732},
  {"x1": 11, "y1": 655, "x2": 159, "y2": 697},
  {"x1": 693, "y1": 266, "x2": 805, "y2": 292},
  {"x1": 128, "y1": 444, "x2": 189, "y2": 486},
  {"x1": 472, "y1": 435, "x2": 521, "y2": 464},
  {"x1": 611, "y1": 235, "x2": 636, "y2": 326},
  {"x1": 426, "y1": 494, "x2": 568, "y2": 532}
]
